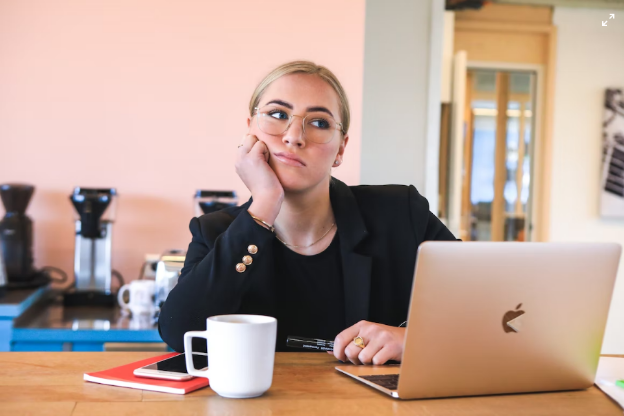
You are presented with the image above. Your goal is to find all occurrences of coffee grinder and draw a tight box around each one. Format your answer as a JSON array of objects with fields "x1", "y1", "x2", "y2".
[
  {"x1": 64, "y1": 187, "x2": 117, "y2": 306},
  {"x1": 0, "y1": 184, "x2": 51, "y2": 289}
]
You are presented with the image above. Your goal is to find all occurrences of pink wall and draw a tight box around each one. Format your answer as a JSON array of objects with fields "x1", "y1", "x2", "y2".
[{"x1": 0, "y1": 0, "x2": 364, "y2": 285}]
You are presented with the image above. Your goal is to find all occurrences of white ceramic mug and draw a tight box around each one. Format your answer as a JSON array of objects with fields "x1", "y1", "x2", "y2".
[
  {"x1": 183, "y1": 314, "x2": 277, "y2": 399},
  {"x1": 117, "y1": 280, "x2": 156, "y2": 316}
]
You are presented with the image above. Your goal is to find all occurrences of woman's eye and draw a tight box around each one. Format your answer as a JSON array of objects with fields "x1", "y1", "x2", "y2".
[
  {"x1": 268, "y1": 110, "x2": 288, "y2": 120},
  {"x1": 309, "y1": 118, "x2": 330, "y2": 129}
]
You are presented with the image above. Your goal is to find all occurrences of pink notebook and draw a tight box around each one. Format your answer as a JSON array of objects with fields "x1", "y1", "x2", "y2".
[{"x1": 84, "y1": 353, "x2": 210, "y2": 395}]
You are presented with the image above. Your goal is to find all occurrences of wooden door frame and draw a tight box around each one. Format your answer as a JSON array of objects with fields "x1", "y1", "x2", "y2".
[{"x1": 454, "y1": 15, "x2": 557, "y2": 242}]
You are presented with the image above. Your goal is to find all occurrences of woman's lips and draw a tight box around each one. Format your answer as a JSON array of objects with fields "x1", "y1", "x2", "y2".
[{"x1": 273, "y1": 152, "x2": 306, "y2": 167}]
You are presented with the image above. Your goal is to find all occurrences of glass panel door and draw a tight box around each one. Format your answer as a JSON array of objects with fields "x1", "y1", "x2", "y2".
[{"x1": 463, "y1": 69, "x2": 536, "y2": 241}]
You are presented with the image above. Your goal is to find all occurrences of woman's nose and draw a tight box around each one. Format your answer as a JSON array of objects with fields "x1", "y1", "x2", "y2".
[{"x1": 282, "y1": 117, "x2": 305, "y2": 148}]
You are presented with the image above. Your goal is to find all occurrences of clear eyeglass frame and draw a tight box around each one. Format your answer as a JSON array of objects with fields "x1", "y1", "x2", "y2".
[{"x1": 253, "y1": 106, "x2": 344, "y2": 144}]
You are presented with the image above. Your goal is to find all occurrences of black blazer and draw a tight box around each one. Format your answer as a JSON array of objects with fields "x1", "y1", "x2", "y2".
[{"x1": 158, "y1": 178, "x2": 456, "y2": 352}]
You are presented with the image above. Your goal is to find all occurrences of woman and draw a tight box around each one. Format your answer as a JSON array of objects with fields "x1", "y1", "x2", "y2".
[{"x1": 158, "y1": 61, "x2": 456, "y2": 365}]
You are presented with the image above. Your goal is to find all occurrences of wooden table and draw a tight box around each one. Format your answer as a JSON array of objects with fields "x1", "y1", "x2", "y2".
[{"x1": 0, "y1": 352, "x2": 621, "y2": 415}]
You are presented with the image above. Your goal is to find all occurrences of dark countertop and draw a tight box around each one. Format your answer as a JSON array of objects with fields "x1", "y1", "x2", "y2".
[
  {"x1": 0, "y1": 286, "x2": 48, "y2": 317},
  {"x1": 10, "y1": 289, "x2": 162, "y2": 344},
  {"x1": 13, "y1": 289, "x2": 158, "y2": 330}
]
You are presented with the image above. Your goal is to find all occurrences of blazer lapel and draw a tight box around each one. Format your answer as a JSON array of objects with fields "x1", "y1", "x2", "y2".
[{"x1": 330, "y1": 178, "x2": 373, "y2": 327}]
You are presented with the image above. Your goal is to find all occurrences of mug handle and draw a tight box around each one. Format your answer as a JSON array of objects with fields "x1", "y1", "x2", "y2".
[
  {"x1": 183, "y1": 331, "x2": 211, "y2": 378},
  {"x1": 117, "y1": 284, "x2": 131, "y2": 310}
]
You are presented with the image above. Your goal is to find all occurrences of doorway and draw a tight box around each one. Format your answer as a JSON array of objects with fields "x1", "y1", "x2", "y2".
[{"x1": 441, "y1": 67, "x2": 539, "y2": 242}]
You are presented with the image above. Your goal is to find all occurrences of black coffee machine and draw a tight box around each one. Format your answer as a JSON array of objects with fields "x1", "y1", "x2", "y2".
[
  {"x1": 194, "y1": 190, "x2": 238, "y2": 216},
  {"x1": 63, "y1": 187, "x2": 117, "y2": 307},
  {"x1": 0, "y1": 184, "x2": 50, "y2": 289}
]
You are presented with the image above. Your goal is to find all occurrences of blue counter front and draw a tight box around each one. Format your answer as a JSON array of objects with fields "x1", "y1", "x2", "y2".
[
  {"x1": 0, "y1": 287, "x2": 49, "y2": 351},
  {"x1": 1, "y1": 288, "x2": 164, "y2": 352}
]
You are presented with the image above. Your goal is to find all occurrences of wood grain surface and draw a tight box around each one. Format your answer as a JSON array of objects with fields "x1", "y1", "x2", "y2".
[{"x1": 0, "y1": 352, "x2": 620, "y2": 416}]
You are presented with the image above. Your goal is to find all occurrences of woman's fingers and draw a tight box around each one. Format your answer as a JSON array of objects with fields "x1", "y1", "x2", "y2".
[
  {"x1": 332, "y1": 321, "x2": 364, "y2": 362},
  {"x1": 238, "y1": 134, "x2": 258, "y2": 153},
  {"x1": 332, "y1": 321, "x2": 406, "y2": 365},
  {"x1": 249, "y1": 138, "x2": 270, "y2": 162},
  {"x1": 357, "y1": 337, "x2": 384, "y2": 365},
  {"x1": 344, "y1": 341, "x2": 365, "y2": 365},
  {"x1": 370, "y1": 345, "x2": 398, "y2": 366},
  {"x1": 238, "y1": 134, "x2": 269, "y2": 163}
]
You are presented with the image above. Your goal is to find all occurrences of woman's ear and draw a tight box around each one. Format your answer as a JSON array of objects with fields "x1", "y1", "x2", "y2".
[
  {"x1": 333, "y1": 135, "x2": 349, "y2": 167},
  {"x1": 338, "y1": 135, "x2": 349, "y2": 158},
  {"x1": 247, "y1": 118, "x2": 251, "y2": 128},
  {"x1": 340, "y1": 135, "x2": 349, "y2": 153}
]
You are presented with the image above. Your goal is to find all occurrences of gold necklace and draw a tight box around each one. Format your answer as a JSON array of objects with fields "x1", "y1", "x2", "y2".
[{"x1": 275, "y1": 223, "x2": 336, "y2": 249}]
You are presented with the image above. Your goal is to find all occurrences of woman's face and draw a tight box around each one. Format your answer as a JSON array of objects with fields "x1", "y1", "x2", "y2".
[{"x1": 247, "y1": 73, "x2": 348, "y2": 193}]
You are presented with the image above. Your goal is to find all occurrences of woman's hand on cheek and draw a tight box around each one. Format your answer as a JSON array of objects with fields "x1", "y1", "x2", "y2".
[
  {"x1": 331, "y1": 321, "x2": 406, "y2": 365},
  {"x1": 235, "y1": 134, "x2": 284, "y2": 224}
]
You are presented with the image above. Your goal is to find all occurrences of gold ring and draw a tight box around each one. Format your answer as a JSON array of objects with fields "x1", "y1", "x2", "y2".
[{"x1": 353, "y1": 336, "x2": 365, "y2": 349}]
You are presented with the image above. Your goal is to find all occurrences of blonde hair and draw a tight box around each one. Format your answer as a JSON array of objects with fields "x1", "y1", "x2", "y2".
[{"x1": 249, "y1": 61, "x2": 350, "y2": 135}]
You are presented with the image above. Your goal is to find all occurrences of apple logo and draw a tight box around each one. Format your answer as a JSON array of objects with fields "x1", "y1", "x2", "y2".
[{"x1": 502, "y1": 303, "x2": 525, "y2": 333}]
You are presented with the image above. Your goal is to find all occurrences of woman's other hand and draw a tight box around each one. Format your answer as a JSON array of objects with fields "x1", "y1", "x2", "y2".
[
  {"x1": 236, "y1": 134, "x2": 284, "y2": 224},
  {"x1": 331, "y1": 321, "x2": 406, "y2": 365}
]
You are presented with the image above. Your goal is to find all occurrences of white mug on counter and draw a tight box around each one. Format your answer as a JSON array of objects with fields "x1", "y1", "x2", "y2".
[
  {"x1": 117, "y1": 279, "x2": 156, "y2": 316},
  {"x1": 183, "y1": 314, "x2": 277, "y2": 399}
]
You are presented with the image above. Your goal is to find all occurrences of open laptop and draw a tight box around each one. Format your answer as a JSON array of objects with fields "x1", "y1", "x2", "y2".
[{"x1": 336, "y1": 242, "x2": 621, "y2": 399}]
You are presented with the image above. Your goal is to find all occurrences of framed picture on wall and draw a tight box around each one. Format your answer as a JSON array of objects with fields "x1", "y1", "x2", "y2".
[{"x1": 601, "y1": 88, "x2": 624, "y2": 218}]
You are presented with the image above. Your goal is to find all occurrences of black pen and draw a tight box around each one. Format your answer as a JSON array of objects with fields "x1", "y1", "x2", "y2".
[{"x1": 286, "y1": 335, "x2": 334, "y2": 352}]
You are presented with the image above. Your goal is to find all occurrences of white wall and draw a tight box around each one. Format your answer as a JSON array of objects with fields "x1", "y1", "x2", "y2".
[
  {"x1": 360, "y1": 0, "x2": 444, "y2": 211},
  {"x1": 551, "y1": 8, "x2": 624, "y2": 353}
]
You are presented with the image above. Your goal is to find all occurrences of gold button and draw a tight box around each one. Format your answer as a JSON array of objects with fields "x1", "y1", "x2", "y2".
[
  {"x1": 248, "y1": 245, "x2": 258, "y2": 255},
  {"x1": 235, "y1": 263, "x2": 246, "y2": 273},
  {"x1": 243, "y1": 255, "x2": 253, "y2": 265}
]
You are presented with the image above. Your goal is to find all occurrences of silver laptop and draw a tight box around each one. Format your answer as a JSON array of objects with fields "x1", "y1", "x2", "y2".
[{"x1": 336, "y1": 242, "x2": 621, "y2": 399}]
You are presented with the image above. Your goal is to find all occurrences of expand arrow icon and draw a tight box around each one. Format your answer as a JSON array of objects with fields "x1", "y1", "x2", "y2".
[
  {"x1": 603, "y1": 21, "x2": 608, "y2": 26},
  {"x1": 610, "y1": 14, "x2": 615, "y2": 19}
]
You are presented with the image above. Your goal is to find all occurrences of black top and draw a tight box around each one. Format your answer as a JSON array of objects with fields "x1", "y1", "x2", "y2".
[
  {"x1": 273, "y1": 234, "x2": 345, "y2": 352},
  {"x1": 158, "y1": 178, "x2": 457, "y2": 353}
]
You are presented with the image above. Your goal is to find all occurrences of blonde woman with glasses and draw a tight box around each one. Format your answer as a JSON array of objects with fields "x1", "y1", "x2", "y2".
[{"x1": 159, "y1": 61, "x2": 456, "y2": 365}]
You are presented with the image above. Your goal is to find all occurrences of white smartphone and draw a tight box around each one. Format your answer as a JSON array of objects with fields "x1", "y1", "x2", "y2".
[{"x1": 133, "y1": 353, "x2": 208, "y2": 381}]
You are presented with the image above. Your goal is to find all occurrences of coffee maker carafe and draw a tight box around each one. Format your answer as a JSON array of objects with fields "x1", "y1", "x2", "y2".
[
  {"x1": 0, "y1": 184, "x2": 50, "y2": 289},
  {"x1": 64, "y1": 187, "x2": 117, "y2": 306}
]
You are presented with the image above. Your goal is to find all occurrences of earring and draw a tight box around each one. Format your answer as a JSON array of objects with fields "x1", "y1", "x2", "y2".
[{"x1": 334, "y1": 160, "x2": 339, "y2": 166}]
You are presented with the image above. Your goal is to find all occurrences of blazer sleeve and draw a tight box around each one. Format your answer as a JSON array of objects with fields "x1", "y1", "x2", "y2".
[
  {"x1": 408, "y1": 185, "x2": 458, "y2": 242},
  {"x1": 158, "y1": 210, "x2": 276, "y2": 352}
]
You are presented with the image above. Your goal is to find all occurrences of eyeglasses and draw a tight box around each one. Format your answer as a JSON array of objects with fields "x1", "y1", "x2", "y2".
[{"x1": 254, "y1": 105, "x2": 344, "y2": 144}]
